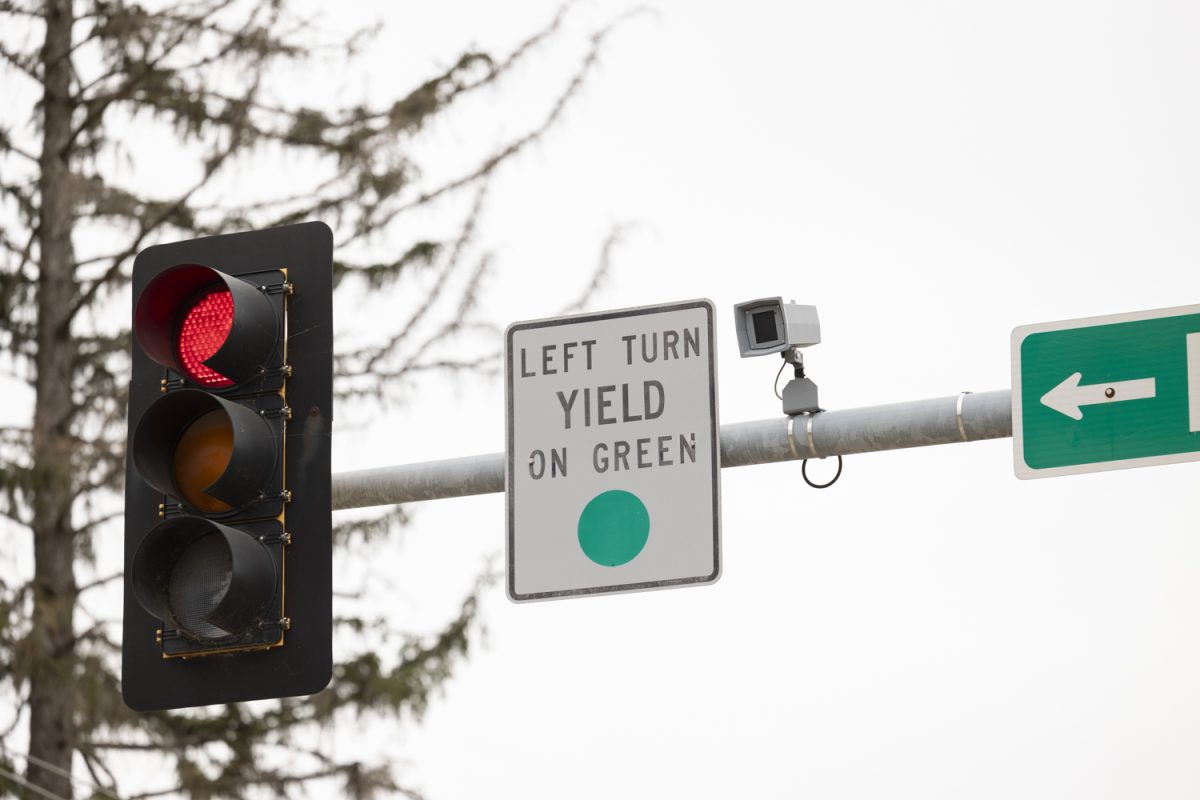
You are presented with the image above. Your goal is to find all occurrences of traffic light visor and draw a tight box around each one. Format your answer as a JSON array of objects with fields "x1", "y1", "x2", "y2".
[
  {"x1": 134, "y1": 264, "x2": 278, "y2": 387},
  {"x1": 131, "y1": 517, "x2": 278, "y2": 641}
]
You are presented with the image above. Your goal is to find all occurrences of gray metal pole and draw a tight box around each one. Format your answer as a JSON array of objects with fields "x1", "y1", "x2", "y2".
[{"x1": 331, "y1": 389, "x2": 1013, "y2": 510}]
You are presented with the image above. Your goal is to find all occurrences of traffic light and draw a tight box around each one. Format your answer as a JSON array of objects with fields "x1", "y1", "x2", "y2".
[{"x1": 122, "y1": 222, "x2": 333, "y2": 711}]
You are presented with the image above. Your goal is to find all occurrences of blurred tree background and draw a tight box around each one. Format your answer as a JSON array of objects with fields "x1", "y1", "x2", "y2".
[{"x1": 0, "y1": 0, "x2": 626, "y2": 796}]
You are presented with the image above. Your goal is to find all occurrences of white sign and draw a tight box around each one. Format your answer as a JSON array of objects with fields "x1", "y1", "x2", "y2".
[{"x1": 505, "y1": 300, "x2": 722, "y2": 601}]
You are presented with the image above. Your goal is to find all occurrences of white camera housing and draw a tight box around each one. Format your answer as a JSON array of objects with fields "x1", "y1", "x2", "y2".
[{"x1": 733, "y1": 297, "x2": 821, "y2": 358}]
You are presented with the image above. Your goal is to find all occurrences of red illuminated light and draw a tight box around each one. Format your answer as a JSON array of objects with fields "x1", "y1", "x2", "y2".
[{"x1": 176, "y1": 289, "x2": 234, "y2": 387}]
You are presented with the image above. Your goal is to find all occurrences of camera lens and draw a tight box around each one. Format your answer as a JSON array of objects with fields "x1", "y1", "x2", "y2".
[{"x1": 752, "y1": 309, "x2": 778, "y2": 344}]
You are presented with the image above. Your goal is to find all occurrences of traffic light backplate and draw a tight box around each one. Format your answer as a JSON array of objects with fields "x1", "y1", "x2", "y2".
[{"x1": 122, "y1": 222, "x2": 333, "y2": 711}]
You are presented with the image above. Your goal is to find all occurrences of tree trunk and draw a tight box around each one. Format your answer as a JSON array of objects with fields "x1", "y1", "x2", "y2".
[{"x1": 27, "y1": 0, "x2": 79, "y2": 796}]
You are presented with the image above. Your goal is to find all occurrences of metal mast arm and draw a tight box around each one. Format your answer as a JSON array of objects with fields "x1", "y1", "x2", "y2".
[{"x1": 331, "y1": 389, "x2": 1013, "y2": 510}]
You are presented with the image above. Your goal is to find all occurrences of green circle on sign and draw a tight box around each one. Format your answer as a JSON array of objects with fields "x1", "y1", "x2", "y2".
[{"x1": 578, "y1": 490, "x2": 650, "y2": 567}]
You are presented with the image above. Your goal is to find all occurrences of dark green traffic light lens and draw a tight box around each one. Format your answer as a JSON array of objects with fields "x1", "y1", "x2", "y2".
[
  {"x1": 168, "y1": 533, "x2": 235, "y2": 639},
  {"x1": 131, "y1": 517, "x2": 277, "y2": 642}
]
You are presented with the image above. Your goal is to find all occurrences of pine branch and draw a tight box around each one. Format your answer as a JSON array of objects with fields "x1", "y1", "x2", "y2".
[
  {"x1": 335, "y1": 222, "x2": 626, "y2": 401},
  {"x1": 331, "y1": 506, "x2": 410, "y2": 548},
  {"x1": 310, "y1": 572, "x2": 490, "y2": 726},
  {"x1": 335, "y1": 255, "x2": 494, "y2": 403},
  {"x1": 71, "y1": 0, "x2": 249, "y2": 94},
  {"x1": 332, "y1": 240, "x2": 442, "y2": 290},
  {"x1": 0, "y1": 507, "x2": 32, "y2": 529},
  {"x1": 0, "y1": 128, "x2": 39, "y2": 163},
  {"x1": 75, "y1": 506, "x2": 124, "y2": 541},
  {"x1": 77, "y1": 748, "x2": 121, "y2": 800},
  {"x1": 70, "y1": 331, "x2": 130, "y2": 362},
  {"x1": 0, "y1": 181, "x2": 39, "y2": 234},
  {"x1": 0, "y1": 691, "x2": 29, "y2": 739},
  {"x1": 69, "y1": 0, "x2": 252, "y2": 147},
  {"x1": 122, "y1": 760, "x2": 407, "y2": 800},
  {"x1": 555, "y1": 223, "x2": 629, "y2": 315},
  {"x1": 0, "y1": 0, "x2": 43, "y2": 18},
  {"x1": 343, "y1": 9, "x2": 645, "y2": 243},
  {"x1": 0, "y1": 39, "x2": 40, "y2": 83},
  {"x1": 0, "y1": 227, "x2": 33, "y2": 260},
  {"x1": 237, "y1": 6, "x2": 582, "y2": 237},
  {"x1": 335, "y1": 180, "x2": 489, "y2": 378},
  {"x1": 70, "y1": 82, "x2": 262, "y2": 317},
  {"x1": 171, "y1": 1, "x2": 570, "y2": 156},
  {"x1": 75, "y1": 572, "x2": 120, "y2": 596},
  {"x1": 395, "y1": 254, "x2": 494, "y2": 373}
]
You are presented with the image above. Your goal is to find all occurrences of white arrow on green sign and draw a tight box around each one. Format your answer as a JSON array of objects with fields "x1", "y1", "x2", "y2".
[{"x1": 1012, "y1": 304, "x2": 1200, "y2": 478}]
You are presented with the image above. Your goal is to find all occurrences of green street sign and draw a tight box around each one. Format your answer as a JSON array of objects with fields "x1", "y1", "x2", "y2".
[{"x1": 1012, "y1": 304, "x2": 1200, "y2": 478}]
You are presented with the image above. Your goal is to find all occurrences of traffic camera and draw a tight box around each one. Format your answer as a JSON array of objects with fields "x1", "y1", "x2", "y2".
[
  {"x1": 734, "y1": 297, "x2": 822, "y2": 415},
  {"x1": 732, "y1": 297, "x2": 820, "y2": 357},
  {"x1": 733, "y1": 296, "x2": 840, "y2": 487}
]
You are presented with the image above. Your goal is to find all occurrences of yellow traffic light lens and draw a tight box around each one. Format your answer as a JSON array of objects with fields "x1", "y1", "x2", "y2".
[{"x1": 173, "y1": 410, "x2": 234, "y2": 513}]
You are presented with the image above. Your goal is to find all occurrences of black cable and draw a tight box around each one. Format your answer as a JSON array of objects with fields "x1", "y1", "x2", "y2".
[{"x1": 802, "y1": 455, "x2": 842, "y2": 489}]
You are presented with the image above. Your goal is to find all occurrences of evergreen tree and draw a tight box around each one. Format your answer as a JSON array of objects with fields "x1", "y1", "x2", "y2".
[{"x1": 0, "y1": 1, "x2": 623, "y2": 796}]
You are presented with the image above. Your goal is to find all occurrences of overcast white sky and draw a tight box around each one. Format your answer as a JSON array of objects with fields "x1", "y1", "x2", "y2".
[
  {"x1": 330, "y1": 2, "x2": 1200, "y2": 798},
  {"x1": 9, "y1": 0, "x2": 1200, "y2": 797}
]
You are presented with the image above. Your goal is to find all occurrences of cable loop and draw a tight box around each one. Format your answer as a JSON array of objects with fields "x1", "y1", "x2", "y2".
[{"x1": 802, "y1": 455, "x2": 843, "y2": 489}]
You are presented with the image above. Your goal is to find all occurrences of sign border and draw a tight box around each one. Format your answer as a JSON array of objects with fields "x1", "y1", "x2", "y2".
[
  {"x1": 505, "y1": 299, "x2": 722, "y2": 601},
  {"x1": 1011, "y1": 302, "x2": 1200, "y2": 479}
]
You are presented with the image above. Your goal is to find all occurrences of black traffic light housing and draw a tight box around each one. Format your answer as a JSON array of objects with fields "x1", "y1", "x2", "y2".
[{"x1": 123, "y1": 221, "x2": 333, "y2": 711}]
